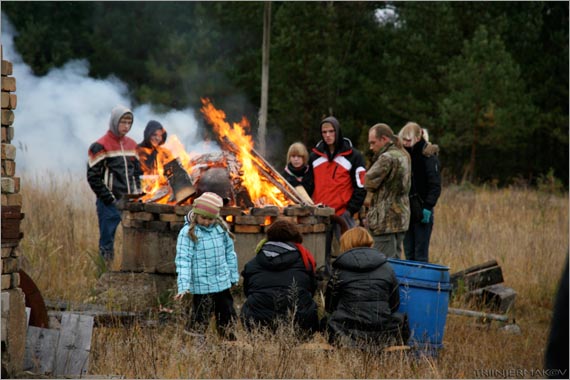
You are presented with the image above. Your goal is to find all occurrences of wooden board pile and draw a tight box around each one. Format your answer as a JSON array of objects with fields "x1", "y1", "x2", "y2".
[{"x1": 450, "y1": 259, "x2": 517, "y2": 314}]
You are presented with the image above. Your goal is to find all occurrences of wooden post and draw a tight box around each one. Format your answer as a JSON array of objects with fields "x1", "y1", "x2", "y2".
[{"x1": 258, "y1": 1, "x2": 271, "y2": 156}]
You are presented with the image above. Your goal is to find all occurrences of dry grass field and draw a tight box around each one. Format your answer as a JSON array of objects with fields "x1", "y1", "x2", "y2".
[{"x1": 18, "y1": 172, "x2": 568, "y2": 379}]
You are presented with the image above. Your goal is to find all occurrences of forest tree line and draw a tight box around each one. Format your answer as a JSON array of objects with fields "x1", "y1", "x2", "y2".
[{"x1": 3, "y1": 1, "x2": 568, "y2": 187}]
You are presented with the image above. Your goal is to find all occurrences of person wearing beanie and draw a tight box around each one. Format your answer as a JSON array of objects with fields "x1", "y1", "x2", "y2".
[
  {"x1": 308, "y1": 116, "x2": 367, "y2": 276},
  {"x1": 174, "y1": 192, "x2": 239, "y2": 341},
  {"x1": 240, "y1": 219, "x2": 319, "y2": 339},
  {"x1": 87, "y1": 105, "x2": 142, "y2": 265},
  {"x1": 136, "y1": 120, "x2": 174, "y2": 177}
]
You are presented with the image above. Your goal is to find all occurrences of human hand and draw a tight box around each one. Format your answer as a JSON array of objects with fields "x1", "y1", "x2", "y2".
[
  {"x1": 421, "y1": 209, "x2": 432, "y2": 224},
  {"x1": 173, "y1": 292, "x2": 189, "y2": 301}
]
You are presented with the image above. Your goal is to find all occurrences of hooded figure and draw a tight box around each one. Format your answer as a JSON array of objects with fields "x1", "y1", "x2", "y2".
[
  {"x1": 324, "y1": 227, "x2": 409, "y2": 348},
  {"x1": 240, "y1": 220, "x2": 319, "y2": 337},
  {"x1": 87, "y1": 105, "x2": 142, "y2": 260},
  {"x1": 309, "y1": 116, "x2": 366, "y2": 217},
  {"x1": 136, "y1": 120, "x2": 173, "y2": 175}
]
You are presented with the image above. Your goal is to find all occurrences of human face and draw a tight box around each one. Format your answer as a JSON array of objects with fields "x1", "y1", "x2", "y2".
[
  {"x1": 196, "y1": 214, "x2": 216, "y2": 227},
  {"x1": 289, "y1": 154, "x2": 305, "y2": 169},
  {"x1": 321, "y1": 123, "x2": 336, "y2": 149},
  {"x1": 117, "y1": 115, "x2": 133, "y2": 137},
  {"x1": 402, "y1": 134, "x2": 420, "y2": 148},
  {"x1": 368, "y1": 130, "x2": 389, "y2": 154},
  {"x1": 149, "y1": 130, "x2": 164, "y2": 147}
]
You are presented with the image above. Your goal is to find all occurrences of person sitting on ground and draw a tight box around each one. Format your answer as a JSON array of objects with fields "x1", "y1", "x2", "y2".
[
  {"x1": 240, "y1": 219, "x2": 319, "y2": 338},
  {"x1": 323, "y1": 226, "x2": 409, "y2": 348}
]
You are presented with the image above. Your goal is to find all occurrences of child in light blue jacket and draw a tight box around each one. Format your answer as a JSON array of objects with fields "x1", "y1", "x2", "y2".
[{"x1": 174, "y1": 192, "x2": 239, "y2": 338}]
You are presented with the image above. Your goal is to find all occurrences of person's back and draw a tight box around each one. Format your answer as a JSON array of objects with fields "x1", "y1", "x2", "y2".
[
  {"x1": 241, "y1": 220, "x2": 319, "y2": 335},
  {"x1": 324, "y1": 227, "x2": 408, "y2": 347}
]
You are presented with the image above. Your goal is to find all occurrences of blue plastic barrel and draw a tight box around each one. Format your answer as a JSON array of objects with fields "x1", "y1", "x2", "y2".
[{"x1": 387, "y1": 258, "x2": 451, "y2": 353}]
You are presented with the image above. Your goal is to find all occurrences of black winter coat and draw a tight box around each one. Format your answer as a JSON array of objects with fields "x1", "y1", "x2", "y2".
[
  {"x1": 406, "y1": 138, "x2": 441, "y2": 210},
  {"x1": 241, "y1": 241, "x2": 319, "y2": 333},
  {"x1": 325, "y1": 247, "x2": 401, "y2": 345}
]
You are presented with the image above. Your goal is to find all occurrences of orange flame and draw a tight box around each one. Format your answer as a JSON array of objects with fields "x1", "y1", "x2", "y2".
[{"x1": 200, "y1": 98, "x2": 292, "y2": 207}]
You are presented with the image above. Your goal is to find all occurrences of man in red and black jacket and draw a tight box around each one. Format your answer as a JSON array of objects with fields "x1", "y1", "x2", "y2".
[
  {"x1": 308, "y1": 116, "x2": 366, "y2": 274},
  {"x1": 87, "y1": 105, "x2": 142, "y2": 263}
]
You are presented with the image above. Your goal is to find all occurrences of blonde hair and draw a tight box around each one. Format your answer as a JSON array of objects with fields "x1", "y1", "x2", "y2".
[
  {"x1": 187, "y1": 211, "x2": 235, "y2": 242},
  {"x1": 399, "y1": 122, "x2": 429, "y2": 142},
  {"x1": 286, "y1": 142, "x2": 309, "y2": 165},
  {"x1": 339, "y1": 227, "x2": 374, "y2": 252}
]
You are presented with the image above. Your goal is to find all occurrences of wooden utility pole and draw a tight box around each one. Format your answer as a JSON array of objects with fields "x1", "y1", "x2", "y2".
[{"x1": 258, "y1": 1, "x2": 271, "y2": 156}]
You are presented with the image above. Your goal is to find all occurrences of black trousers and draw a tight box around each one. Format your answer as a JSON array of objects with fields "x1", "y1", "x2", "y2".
[{"x1": 187, "y1": 289, "x2": 237, "y2": 336}]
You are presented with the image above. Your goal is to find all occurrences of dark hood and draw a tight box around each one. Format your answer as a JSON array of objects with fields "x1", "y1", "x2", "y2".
[
  {"x1": 139, "y1": 120, "x2": 167, "y2": 148},
  {"x1": 315, "y1": 116, "x2": 353, "y2": 160},
  {"x1": 333, "y1": 247, "x2": 388, "y2": 272},
  {"x1": 256, "y1": 241, "x2": 300, "y2": 271}
]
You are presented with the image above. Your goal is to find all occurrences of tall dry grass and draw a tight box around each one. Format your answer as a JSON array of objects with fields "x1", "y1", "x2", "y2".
[{"x1": 19, "y1": 172, "x2": 568, "y2": 378}]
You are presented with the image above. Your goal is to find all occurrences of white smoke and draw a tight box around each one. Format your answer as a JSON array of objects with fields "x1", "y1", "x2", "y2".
[{"x1": 1, "y1": 13, "x2": 216, "y2": 176}]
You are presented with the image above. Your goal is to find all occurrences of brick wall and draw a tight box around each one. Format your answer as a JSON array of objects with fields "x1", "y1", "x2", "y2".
[{"x1": 1, "y1": 46, "x2": 26, "y2": 378}]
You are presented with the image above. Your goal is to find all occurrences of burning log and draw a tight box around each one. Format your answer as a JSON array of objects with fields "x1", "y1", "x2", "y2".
[{"x1": 163, "y1": 158, "x2": 196, "y2": 204}]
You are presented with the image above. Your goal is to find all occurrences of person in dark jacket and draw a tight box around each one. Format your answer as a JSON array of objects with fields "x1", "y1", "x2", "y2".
[
  {"x1": 87, "y1": 105, "x2": 142, "y2": 263},
  {"x1": 136, "y1": 120, "x2": 174, "y2": 176},
  {"x1": 324, "y1": 227, "x2": 409, "y2": 348},
  {"x1": 282, "y1": 142, "x2": 314, "y2": 203},
  {"x1": 398, "y1": 122, "x2": 441, "y2": 262},
  {"x1": 240, "y1": 220, "x2": 319, "y2": 338},
  {"x1": 309, "y1": 116, "x2": 367, "y2": 274}
]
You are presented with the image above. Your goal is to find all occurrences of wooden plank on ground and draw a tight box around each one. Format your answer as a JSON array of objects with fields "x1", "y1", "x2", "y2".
[
  {"x1": 23, "y1": 326, "x2": 59, "y2": 374},
  {"x1": 54, "y1": 312, "x2": 94, "y2": 377}
]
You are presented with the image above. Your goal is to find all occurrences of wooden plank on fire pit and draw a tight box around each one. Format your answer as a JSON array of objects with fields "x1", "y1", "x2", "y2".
[
  {"x1": 124, "y1": 202, "x2": 145, "y2": 212},
  {"x1": 234, "y1": 225, "x2": 262, "y2": 233},
  {"x1": 126, "y1": 212, "x2": 155, "y2": 222},
  {"x1": 144, "y1": 203, "x2": 175, "y2": 214},
  {"x1": 313, "y1": 207, "x2": 336, "y2": 217},
  {"x1": 220, "y1": 207, "x2": 244, "y2": 217},
  {"x1": 283, "y1": 205, "x2": 313, "y2": 217},
  {"x1": 298, "y1": 216, "x2": 319, "y2": 224},
  {"x1": 251, "y1": 206, "x2": 279, "y2": 216},
  {"x1": 159, "y1": 214, "x2": 184, "y2": 223},
  {"x1": 175, "y1": 205, "x2": 192, "y2": 216},
  {"x1": 235, "y1": 215, "x2": 267, "y2": 225}
]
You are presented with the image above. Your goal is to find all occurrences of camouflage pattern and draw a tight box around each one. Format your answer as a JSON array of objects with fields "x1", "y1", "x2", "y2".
[{"x1": 365, "y1": 142, "x2": 411, "y2": 235}]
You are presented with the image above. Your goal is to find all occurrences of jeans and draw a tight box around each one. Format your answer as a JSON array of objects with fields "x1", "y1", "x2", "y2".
[
  {"x1": 403, "y1": 214, "x2": 434, "y2": 262},
  {"x1": 372, "y1": 232, "x2": 405, "y2": 259},
  {"x1": 96, "y1": 198, "x2": 121, "y2": 260}
]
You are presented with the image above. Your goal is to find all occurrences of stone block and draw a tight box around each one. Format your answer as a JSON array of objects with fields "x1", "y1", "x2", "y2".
[
  {"x1": 1, "y1": 109, "x2": 14, "y2": 126},
  {"x1": 5, "y1": 193, "x2": 22, "y2": 206},
  {"x1": 2, "y1": 159, "x2": 16, "y2": 177},
  {"x1": 1, "y1": 77, "x2": 16, "y2": 92},
  {"x1": 1, "y1": 126, "x2": 14, "y2": 143},
  {"x1": 1, "y1": 246, "x2": 12, "y2": 258},
  {"x1": 1, "y1": 274, "x2": 10, "y2": 290},
  {"x1": 1, "y1": 257, "x2": 18, "y2": 274},
  {"x1": 1, "y1": 177, "x2": 14, "y2": 193},
  {"x1": 1, "y1": 60, "x2": 13, "y2": 76},
  {"x1": 1, "y1": 143, "x2": 16, "y2": 160}
]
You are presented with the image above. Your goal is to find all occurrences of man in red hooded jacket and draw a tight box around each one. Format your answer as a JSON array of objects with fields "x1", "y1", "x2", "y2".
[
  {"x1": 308, "y1": 116, "x2": 366, "y2": 274},
  {"x1": 87, "y1": 105, "x2": 142, "y2": 263}
]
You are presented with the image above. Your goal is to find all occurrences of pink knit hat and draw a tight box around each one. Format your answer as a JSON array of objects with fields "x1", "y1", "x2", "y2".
[{"x1": 192, "y1": 192, "x2": 223, "y2": 218}]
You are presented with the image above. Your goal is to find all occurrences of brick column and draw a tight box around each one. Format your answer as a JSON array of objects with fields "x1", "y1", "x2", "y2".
[{"x1": 1, "y1": 46, "x2": 26, "y2": 378}]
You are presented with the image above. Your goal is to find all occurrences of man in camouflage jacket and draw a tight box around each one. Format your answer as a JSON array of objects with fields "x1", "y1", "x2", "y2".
[{"x1": 364, "y1": 123, "x2": 411, "y2": 258}]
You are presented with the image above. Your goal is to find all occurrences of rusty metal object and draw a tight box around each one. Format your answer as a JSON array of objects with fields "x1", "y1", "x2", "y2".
[
  {"x1": 19, "y1": 269, "x2": 49, "y2": 328},
  {"x1": 164, "y1": 158, "x2": 196, "y2": 204}
]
